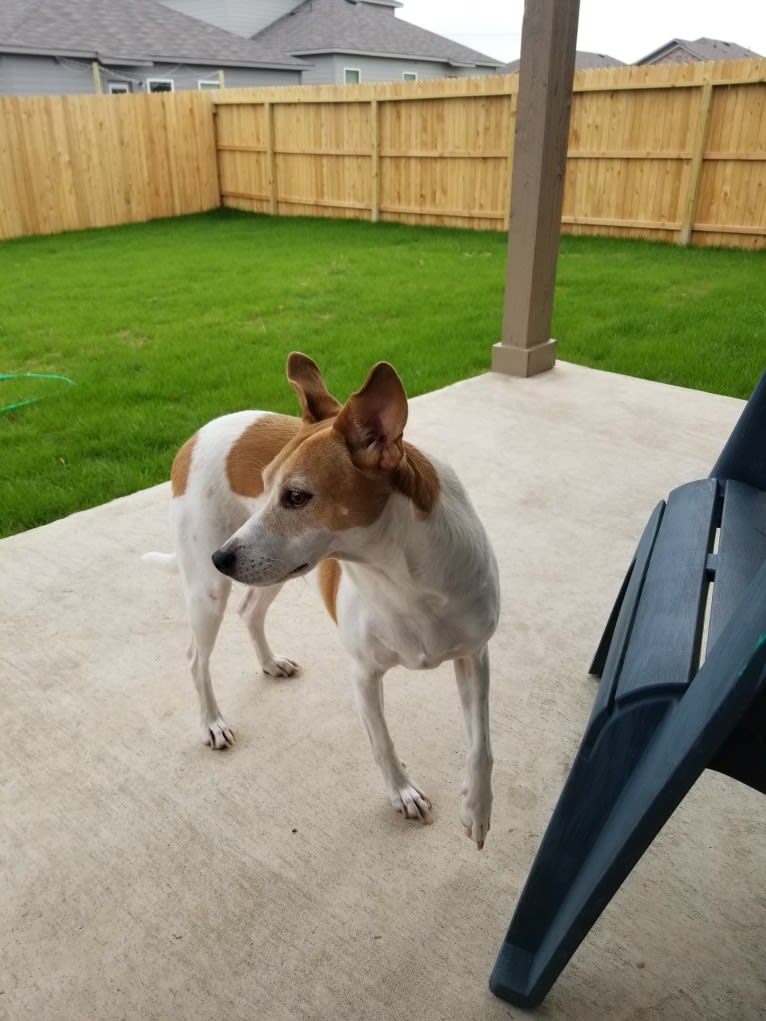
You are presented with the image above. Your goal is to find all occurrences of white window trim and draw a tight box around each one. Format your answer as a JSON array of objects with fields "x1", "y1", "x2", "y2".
[
  {"x1": 402, "y1": 71, "x2": 418, "y2": 81},
  {"x1": 344, "y1": 67, "x2": 361, "y2": 84},
  {"x1": 108, "y1": 82, "x2": 130, "y2": 94},
  {"x1": 147, "y1": 78, "x2": 175, "y2": 93},
  {"x1": 198, "y1": 80, "x2": 220, "y2": 90}
]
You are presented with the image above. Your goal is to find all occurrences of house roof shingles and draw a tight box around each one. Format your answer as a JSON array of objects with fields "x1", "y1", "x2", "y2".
[
  {"x1": 638, "y1": 37, "x2": 762, "y2": 64},
  {"x1": 502, "y1": 50, "x2": 626, "y2": 74},
  {"x1": 0, "y1": 0, "x2": 305, "y2": 68},
  {"x1": 253, "y1": 0, "x2": 503, "y2": 69}
]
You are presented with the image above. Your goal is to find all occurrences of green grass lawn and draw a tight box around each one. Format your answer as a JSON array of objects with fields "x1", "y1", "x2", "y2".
[{"x1": 1, "y1": 208, "x2": 764, "y2": 537}]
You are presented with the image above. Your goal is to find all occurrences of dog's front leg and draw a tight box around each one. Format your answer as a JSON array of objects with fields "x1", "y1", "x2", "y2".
[
  {"x1": 237, "y1": 584, "x2": 300, "y2": 678},
  {"x1": 352, "y1": 665, "x2": 432, "y2": 824},
  {"x1": 453, "y1": 647, "x2": 493, "y2": 849}
]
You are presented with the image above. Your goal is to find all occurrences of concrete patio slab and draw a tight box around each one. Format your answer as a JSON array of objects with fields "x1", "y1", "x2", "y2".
[{"x1": 1, "y1": 361, "x2": 763, "y2": 1020}]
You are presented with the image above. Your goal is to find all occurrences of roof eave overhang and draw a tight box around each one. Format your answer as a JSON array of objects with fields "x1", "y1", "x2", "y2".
[
  {"x1": 0, "y1": 43, "x2": 306, "y2": 71},
  {"x1": 289, "y1": 46, "x2": 499, "y2": 68}
]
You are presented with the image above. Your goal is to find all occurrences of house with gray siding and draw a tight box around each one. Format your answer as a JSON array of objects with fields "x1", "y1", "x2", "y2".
[
  {"x1": 248, "y1": 0, "x2": 504, "y2": 85},
  {"x1": 0, "y1": 0, "x2": 503, "y2": 96},
  {"x1": 165, "y1": 0, "x2": 505, "y2": 84},
  {"x1": 0, "y1": 0, "x2": 305, "y2": 96}
]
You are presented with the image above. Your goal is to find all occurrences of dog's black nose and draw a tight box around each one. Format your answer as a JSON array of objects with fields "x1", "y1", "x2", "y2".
[{"x1": 212, "y1": 547, "x2": 237, "y2": 575}]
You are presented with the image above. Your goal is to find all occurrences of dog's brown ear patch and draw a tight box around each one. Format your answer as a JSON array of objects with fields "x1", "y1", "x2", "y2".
[
  {"x1": 287, "y1": 352, "x2": 342, "y2": 424},
  {"x1": 334, "y1": 362, "x2": 408, "y2": 471},
  {"x1": 171, "y1": 432, "x2": 198, "y2": 497},
  {"x1": 395, "y1": 443, "x2": 441, "y2": 518}
]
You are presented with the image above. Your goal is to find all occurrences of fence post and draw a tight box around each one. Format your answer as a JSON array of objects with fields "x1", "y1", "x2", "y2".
[
  {"x1": 370, "y1": 98, "x2": 380, "y2": 222},
  {"x1": 678, "y1": 80, "x2": 713, "y2": 247},
  {"x1": 503, "y1": 85, "x2": 518, "y2": 232},
  {"x1": 265, "y1": 101, "x2": 278, "y2": 215}
]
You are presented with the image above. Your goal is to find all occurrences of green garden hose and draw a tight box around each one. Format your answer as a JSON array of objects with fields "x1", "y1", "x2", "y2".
[{"x1": 1, "y1": 372, "x2": 76, "y2": 413}]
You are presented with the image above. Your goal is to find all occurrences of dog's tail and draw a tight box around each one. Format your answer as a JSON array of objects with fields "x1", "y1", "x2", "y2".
[{"x1": 141, "y1": 551, "x2": 179, "y2": 573}]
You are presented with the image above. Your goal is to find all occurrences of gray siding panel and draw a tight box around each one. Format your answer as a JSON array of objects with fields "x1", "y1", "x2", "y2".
[
  {"x1": 300, "y1": 53, "x2": 489, "y2": 85},
  {"x1": 216, "y1": 66, "x2": 301, "y2": 88},
  {"x1": 297, "y1": 55, "x2": 336, "y2": 86},
  {"x1": 134, "y1": 62, "x2": 300, "y2": 91},
  {"x1": 0, "y1": 55, "x2": 300, "y2": 95},
  {"x1": 0, "y1": 55, "x2": 94, "y2": 96}
]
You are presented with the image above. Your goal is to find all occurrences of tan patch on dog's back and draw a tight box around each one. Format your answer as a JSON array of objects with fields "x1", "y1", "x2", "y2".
[
  {"x1": 171, "y1": 432, "x2": 198, "y2": 497},
  {"x1": 318, "y1": 558, "x2": 341, "y2": 624},
  {"x1": 226, "y1": 414, "x2": 302, "y2": 498}
]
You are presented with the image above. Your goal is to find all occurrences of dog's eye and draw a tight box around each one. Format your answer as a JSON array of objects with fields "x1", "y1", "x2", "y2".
[{"x1": 282, "y1": 488, "x2": 312, "y2": 509}]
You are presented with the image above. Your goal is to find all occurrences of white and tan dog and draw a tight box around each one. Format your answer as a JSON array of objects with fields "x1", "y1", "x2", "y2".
[{"x1": 148, "y1": 353, "x2": 499, "y2": 848}]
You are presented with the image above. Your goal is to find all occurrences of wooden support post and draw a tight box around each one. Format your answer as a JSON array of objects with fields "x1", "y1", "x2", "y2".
[
  {"x1": 492, "y1": 0, "x2": 580, "y2": 378},
  {"x1": 678, "y1": 80, "x2": 713, "y2": 246}
]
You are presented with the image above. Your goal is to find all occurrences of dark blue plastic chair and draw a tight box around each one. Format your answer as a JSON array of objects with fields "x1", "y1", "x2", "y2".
[{"x1": 490, "y1": 369, "x2": 766, "y2": 1008}]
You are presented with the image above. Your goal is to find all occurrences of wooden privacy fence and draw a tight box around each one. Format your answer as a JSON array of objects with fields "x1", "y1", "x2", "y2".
[
  {"x1": 1, "y1": 59, "x2": 765, "y2": 247},
  {"x1": 213, "y1": 74, "x2": 516, "y2": 233},
  {"x1": 212, "y1": 59, "x2": 766, "y2": 249},
  {"x1": 0, "y1": 91, "x2": 219, "y2": 240},
  {"x1": 563, "y1": 59, "x2": 766, "y2": 248}
]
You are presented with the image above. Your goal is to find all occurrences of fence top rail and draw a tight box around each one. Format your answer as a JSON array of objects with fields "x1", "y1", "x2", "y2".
[
  {"x1": 573, "y1": 55, "x2": 766, "y2": 90},
  {"x1": 211, "y1": 76, "x2": 519, "y2": 106},
  {"x1": 210, "y1": 57, "x2": 766, "y2": 108}
]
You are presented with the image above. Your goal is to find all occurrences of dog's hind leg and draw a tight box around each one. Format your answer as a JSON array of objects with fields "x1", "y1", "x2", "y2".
[
  {"x1": 453, "y1": 646, "x2": 493, "y2": 849},
  {"x1": 238, "y1": 584, "x2": 301, "y2": 678}
]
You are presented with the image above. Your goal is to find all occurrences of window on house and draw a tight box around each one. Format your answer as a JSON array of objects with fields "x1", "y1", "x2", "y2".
[
  {"x1": 147, "y1": 79, "x2": 174, "y2": 93},
  {"x1": 344, "y1": 68, "x2": 361, "y2": 84},
  {"x1": 108, "y1": 82, "x2": 130, "y2": 94},
  {"x1": 403, "y1": 72, "x2": 417, "y2": 82},
  {"x1": 198, "y1": 80, "x2": 220, "y2": 90}
]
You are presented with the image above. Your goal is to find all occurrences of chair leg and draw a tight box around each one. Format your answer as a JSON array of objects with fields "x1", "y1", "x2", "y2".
[
  {"x1": 491, "y1": 697, "x2": 673, "y2": 1007},
  {"x1": 491, "y1": 573, "x2": 766, "y2": 1007}
]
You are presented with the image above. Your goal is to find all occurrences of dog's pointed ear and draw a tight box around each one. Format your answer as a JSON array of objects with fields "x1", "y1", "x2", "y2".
[
  {"x1": 286, "y1": 352, "x2": 342, "y2": 423},
  {"x1": 334, "y1": 362, "x2": 408, "y2": 471}
]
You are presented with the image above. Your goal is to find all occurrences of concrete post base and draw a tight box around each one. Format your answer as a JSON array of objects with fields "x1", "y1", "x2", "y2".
[{"x1": 492, "y1": 338, "x2": 557, "y2": 378}]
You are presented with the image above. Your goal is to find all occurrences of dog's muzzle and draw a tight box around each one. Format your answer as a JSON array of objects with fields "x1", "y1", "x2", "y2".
[{"x1": 212, "y1": 544, "x2": 310, "y2": 585}]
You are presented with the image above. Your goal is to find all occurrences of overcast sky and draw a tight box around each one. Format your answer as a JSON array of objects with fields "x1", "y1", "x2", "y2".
[{"x1": 399, "y1": 0, "x2": 766, "y2": 66}]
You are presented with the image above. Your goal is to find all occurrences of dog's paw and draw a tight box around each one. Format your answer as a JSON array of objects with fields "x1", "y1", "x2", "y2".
[
  {"x1": 390, "y1": 783, "x2": 433, "y2": 824},
  {"x1": 262, "y1": 656, "x2": 301, "y2": 678},
  {"x1": 460, "y1": 783, "x2": 492, "y2": 850},
  {"x1": 203, "y1": 719, "x2": 235, "y2": 750}
]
